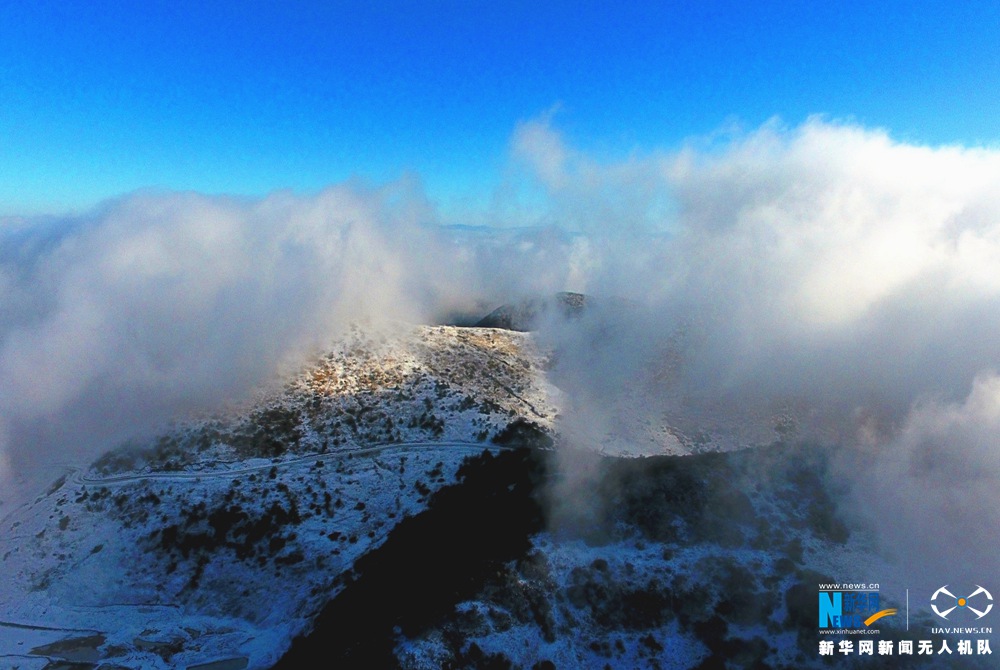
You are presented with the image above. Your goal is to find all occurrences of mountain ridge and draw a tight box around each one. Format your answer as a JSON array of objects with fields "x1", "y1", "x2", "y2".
[{"x1": 0, "y1": 317, "x2": 960, "y2": 669}]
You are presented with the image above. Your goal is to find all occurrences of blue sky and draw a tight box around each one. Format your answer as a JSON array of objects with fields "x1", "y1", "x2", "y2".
[{"x1": 2, "y1": 0, "x2": 999, "y2": 215}]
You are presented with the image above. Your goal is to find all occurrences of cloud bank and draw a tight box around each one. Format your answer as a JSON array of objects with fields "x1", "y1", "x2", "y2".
[
  {"x1": 512, "y1": 116, "x2": 1000, "y2": 580},
  {"x1": 4, "y1": 117, "x2": 1000, "y2": 579}
]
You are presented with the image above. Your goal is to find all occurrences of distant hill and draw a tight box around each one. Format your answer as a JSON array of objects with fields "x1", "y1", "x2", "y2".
[{"x1": 474, "y1": 291, "x2": 588, "y2": 331}]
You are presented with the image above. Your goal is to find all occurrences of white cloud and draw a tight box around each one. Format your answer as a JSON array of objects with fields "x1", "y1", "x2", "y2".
[
  {"x1": 0, "y1": 184, "x2": 456, "y2": 488},
  {"x1": 843, "y1": 373, "x2": 1000, "y2": 583}
]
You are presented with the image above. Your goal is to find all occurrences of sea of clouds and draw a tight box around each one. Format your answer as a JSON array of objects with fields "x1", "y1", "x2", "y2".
[{"x1": 3, "y1": 116, "x2": 1000, "y2": 580}]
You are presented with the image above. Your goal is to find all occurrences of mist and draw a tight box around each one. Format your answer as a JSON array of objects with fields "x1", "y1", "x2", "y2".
[
  {"x1": 4, "y1": 117, "x2": 1000, "y2": 581},
  {"x1": 515, "y1": 116, "x2": 1000, "y2": 583},
  {"x1": 0, "y1": 181, "x2": 456, "y2": 502}
]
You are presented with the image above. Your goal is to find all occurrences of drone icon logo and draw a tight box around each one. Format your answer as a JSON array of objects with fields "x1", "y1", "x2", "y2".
[{"x1": 931, "y1": 585, "x2": 993, "y2": 620}]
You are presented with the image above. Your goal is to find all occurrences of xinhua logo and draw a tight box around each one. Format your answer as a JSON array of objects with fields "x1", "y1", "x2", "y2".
[
  {"x1": 819, "y1": 591, "x2": 897, "y2": 629},
  {"x1": 931, "y1": 585, "x2": 993, "y2": 620}
]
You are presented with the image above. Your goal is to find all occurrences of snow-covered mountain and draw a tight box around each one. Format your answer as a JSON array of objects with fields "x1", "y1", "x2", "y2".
[
  {"x1": 0, "y1": 318, "x2": 980, "y2": 669},
  {"x1": 0, "y1": 324, "x2": 557, "y2": 669}
]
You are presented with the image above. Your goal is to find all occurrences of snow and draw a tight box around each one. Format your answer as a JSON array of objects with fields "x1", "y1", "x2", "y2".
[{"x1": 0, "y1": 326, "x2": 553, "y2": 668}]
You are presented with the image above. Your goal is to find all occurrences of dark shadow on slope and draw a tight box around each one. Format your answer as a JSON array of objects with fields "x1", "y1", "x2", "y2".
[
  {"x1": 405, "y1": 442, "x2": 860, "y2": 669},
  {"x1": 271, "y1": 447, "x2": 548, "y2": 670}
]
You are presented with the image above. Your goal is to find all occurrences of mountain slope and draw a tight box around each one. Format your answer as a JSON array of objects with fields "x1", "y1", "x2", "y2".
[{"x1": 0, "y1": 325, "x2": 557, "y2": 669}]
